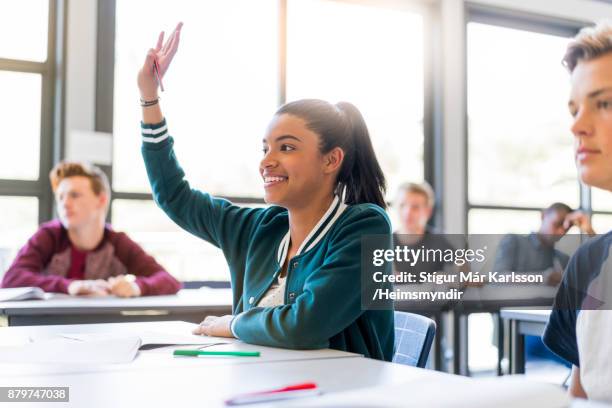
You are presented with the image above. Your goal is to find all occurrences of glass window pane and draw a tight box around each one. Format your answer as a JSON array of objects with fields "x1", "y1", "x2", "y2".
[
  {"x1": 111, "y1": 199, "x2": 231, "y2": 281},
  {"x1": 593, "y1": 214, "x2": 612, "y2": 234},
  {"x1": 113, "y1": 0, "x2": 279, "y2": 197},
  {"x1": 286, "y1": 0, "x2": 424, "y2": 198},
  {"x1": 0, "y1": 0, "x2": 48, "y2": 62},
  {"x1": 0, "y1": 71, "x2": 41, "y2": 180},
  {"x1": 468, "y1": 23, "x2": 578, "y2": 208},
  {"x1": 592, "y1": 188, "x2": 612, "y2": 212},
  {"x1": 0, "y1": 197, "x2": 39, "y2": 277},
  {"x1": 468, "y1": 209, "x2": 542, "y2": 234}
]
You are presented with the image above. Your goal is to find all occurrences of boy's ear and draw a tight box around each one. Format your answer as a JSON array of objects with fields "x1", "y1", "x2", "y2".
[
  {"x1": 98, "y1": 192, "x2": 109, "y2": 210},
  {"x1": 324, "y1": 147, "x2": 345, "y2": 174}
]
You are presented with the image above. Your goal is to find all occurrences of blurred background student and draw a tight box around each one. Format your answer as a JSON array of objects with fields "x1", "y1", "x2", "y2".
[{"x1": 1, "y1": 162, "x2": 181, "y2": 297}]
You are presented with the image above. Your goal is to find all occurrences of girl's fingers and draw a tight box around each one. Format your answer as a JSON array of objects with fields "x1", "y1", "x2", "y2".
[
  {"x1": 167, "y1": 26, "x2": 181, "y2": 59},
  {"x1": 155, "y1": 31, "x2": 164, "y2": 52},
  {"x1": 161, "y1": 28, "x2": 176, "y2": 54},
  {"x1": 161, "y1": 22, "x2": 183, "y2": 55}
]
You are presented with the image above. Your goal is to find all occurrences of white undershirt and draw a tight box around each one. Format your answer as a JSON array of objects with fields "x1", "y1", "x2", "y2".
[{"x1": 257, "y1": 274, "x2": 287, "y2": 308}]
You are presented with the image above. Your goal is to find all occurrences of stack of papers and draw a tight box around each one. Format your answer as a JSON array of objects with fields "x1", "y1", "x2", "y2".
[
  {"x1": 0, "y1": 287, "x2": 48, "y2": 302},
  {"x1": 0, "y1": 336, "x2": 142, "y2": 364},
  {"x1": 0, "y1": 331, "x2": 221, "y2": 364}
]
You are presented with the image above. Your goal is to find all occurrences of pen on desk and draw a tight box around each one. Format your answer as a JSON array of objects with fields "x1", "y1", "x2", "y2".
[
  {"x1": 224, "y1": 382, "x2": 320, "y2": 406},
  {"x1": 173, "y1": 350, "x2": 260, "y2": 357},
  {"x1": 153, "y1": 58, "x2": 164, "y2": 92}
]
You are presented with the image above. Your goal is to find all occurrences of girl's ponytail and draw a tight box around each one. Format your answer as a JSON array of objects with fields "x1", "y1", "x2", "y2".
[{"x1": 334, "y1": 102, "x2": 387, "y2": 208}]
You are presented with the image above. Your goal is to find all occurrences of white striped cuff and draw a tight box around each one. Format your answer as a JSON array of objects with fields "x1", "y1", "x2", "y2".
[{"x1": 141, "y1": 119, "x2": 169, "y2": 143}]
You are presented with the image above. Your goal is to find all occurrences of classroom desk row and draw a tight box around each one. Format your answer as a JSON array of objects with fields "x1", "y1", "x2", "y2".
[
  {"x1": 0, "y1": 286, "x2": 557, "y2": 376},
  {"x1": 0, "y1": 288, "x2": 233, "y2": 327}
]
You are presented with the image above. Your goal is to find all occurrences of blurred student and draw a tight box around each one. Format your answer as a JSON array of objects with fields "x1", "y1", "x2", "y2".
[
  {"x1": 494, "y1": 202, "x2": 595, "y2": 364},
  {"x1": 543, "y1": 21, "x2": 612, "y2": 402},
  {"x1": 135, "y1": 23, "x2": 394, "y2": 360},
  {"x1": 1, "y1": 161, "x2": 181, "y2": 297},
  {"x1": 393, "y1": 182, "x2": 456, "y2": 275},
  {"x1": 494, "y1": 202, "x2": 595, "y2": 287}
]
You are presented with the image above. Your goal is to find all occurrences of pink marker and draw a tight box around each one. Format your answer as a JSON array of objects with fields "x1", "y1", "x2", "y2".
[{"x1": 153, "y1": 58, "x2": 164, "y2": 92}]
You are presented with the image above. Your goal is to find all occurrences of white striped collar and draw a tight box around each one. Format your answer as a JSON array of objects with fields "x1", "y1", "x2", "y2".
[{"x1": 276, "y1": 195, "x2": 348, "y2": 265}]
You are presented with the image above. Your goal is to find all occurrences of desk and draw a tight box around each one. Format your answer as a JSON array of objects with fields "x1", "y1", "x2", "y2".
[
  {"x1": 0, "y1": 320, "x2": 447, "y2": 407},
  {"x1": 0, "y1": 289, "x2": 233, "y2": 327},
  {"x1": 500, "y1": 308, "x2": 552, "y2": 374}
]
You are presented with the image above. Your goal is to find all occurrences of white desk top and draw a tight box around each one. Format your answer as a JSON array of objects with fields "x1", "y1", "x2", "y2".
[
  {"x1": 0, "y1": 354, "x2": 446, "y2": 408},
  {"x1": 0, "y1": 288, "x2": 233, "y2": 314},
  {"x1": 499, "y1": 308, "x2": 552, "y2": 323},
  {"x1": 0, "y1": 321, "x2": 359, "y2": 377}
]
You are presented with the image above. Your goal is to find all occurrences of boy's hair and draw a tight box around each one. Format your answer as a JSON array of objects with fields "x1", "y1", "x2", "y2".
[
  {"x1": 395, "y1": 181, "x2": 435, "y2": 208},
  {"x1": 49, "y1": 161, "x2": 111, "y2": 198},
  {"x1": 543, "y1": 202, "x2": 573, "y2": 217},
  {"x1": 563, "y1": 20, "x2": 612, "y2": 73}
]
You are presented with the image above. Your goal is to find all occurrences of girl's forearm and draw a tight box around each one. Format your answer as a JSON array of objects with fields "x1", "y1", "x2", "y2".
[{"x1": 141, "y1": 101, "x2": 163, "y2": 125}]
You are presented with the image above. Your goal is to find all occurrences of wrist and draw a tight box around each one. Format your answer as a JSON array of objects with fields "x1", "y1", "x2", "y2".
[{"x1": 139, "y1": 92, "x2": 159, "y2": 102}]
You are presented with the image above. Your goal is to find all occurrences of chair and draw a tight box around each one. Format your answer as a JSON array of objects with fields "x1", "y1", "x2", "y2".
[{"x1": 393, "y1": 311, "x2": 436, "y2": 368}]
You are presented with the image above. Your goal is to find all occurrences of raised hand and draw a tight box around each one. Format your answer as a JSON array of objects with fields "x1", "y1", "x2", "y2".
[{"x1": 138, "y1": 22, "x2": 183, "y2": 100}]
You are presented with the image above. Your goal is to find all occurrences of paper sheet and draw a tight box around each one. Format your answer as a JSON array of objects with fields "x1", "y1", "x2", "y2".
[
  {"x1": 0, "y1": 336, "x2": 142, "y2": 364},
  {"x1": 58, "y1": 331, "x2": 226, "y2": 349}
]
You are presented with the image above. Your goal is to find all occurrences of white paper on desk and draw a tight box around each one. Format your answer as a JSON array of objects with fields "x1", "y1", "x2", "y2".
[
  {"x1": 59, "y1": 331, "x2": 224, "y2": 348},
  {"x1": 0, "y1": 287, "x2": 49, "y2": 301},
  {"x1": 0, "y1": 336, "x2": 141, "y2": 364},
  {"x1": 275, "y1": 376, "x2": 569, "y2": 408}
]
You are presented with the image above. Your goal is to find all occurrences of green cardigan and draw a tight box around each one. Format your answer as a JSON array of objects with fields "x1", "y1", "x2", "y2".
[{"x1": 141, "y1": 119, "x2": 395, "y2": 361}]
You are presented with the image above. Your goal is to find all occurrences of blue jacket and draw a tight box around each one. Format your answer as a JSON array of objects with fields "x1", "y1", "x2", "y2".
[{"x1": 141, "y1": 119, "x2": 395, "y2": 361}]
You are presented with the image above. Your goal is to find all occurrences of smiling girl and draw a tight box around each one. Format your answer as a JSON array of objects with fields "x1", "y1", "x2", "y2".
[{"x1": 136, "y1": 23, "x2": 394, "y2": 360}]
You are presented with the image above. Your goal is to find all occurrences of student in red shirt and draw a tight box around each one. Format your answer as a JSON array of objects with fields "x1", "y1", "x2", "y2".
[{"x1": 1, "y1": 161, "x2": 181, "y2": 297}]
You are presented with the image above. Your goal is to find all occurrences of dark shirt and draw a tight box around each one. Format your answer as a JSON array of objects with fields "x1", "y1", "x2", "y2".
[
  {"x1": 493, "y1": 233, "x2": 569, "y2": 273},
  {"x1": 542, "y1": 231, "x2": 612, "y2": 366}
]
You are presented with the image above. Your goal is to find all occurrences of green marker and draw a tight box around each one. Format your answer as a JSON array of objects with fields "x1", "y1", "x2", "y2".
[{"x1": 173, "y1": 350, "x2": 260, "y2": 357}]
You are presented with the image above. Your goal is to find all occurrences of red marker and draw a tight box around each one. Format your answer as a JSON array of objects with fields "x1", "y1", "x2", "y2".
[
  {"x1": 225, "y1": 382, "x2": 320, "y2": 406},
  {"x1": 153, "y1": 58, "x2": 164, "y2": 92}
]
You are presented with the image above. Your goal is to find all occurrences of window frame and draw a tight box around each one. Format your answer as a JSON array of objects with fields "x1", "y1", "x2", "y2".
[
  {"x1": 464, "y1": 6, "x2": 598, "y2": 232},
  {"x1": 0, "y1": 0, "x2": 66, "y2": 225}
]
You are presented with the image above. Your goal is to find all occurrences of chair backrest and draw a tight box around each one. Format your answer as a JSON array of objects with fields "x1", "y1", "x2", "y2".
[{"x1": 393, "y1": 311, "x2": 436, "y2": 368}]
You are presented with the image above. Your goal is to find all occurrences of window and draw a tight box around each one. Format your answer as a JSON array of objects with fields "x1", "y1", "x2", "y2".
[
  {"x1": 111, "y1": 200, "x2": 231, "y2": 281},
  {"x1": 109, "y1": 0, "x2": 429, "y2": 282},
  {"x1": 0, "y1": 71, "x2": 42, "y2": 180},
  {"x1": 592, "y1": 188, "x2": 612, "y2": 212},
  {"x1": 0, "y1": 0, "x2": 58, "y2": 278},
  {"x1": 112, "y1": 0, "x2": 279, "y2": 196},
  {"x1": 467, "y1": 21, "x2": 580, "y2": 233},
  {"x1": 0, "y1": 0, "x2": 49, "y2": 62},
  {"x1": 468, "y1": 209, "x2": 541, "y2": 234},
  {"x1": 0, "y1": 197, "x2": 39, "y2": 274},
  {"x1": 593, "y1": 213, "x2": 612, "y2": 234},
  {"x1": 286, "y1": 0, "x2": 425, "y2": 196}
]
